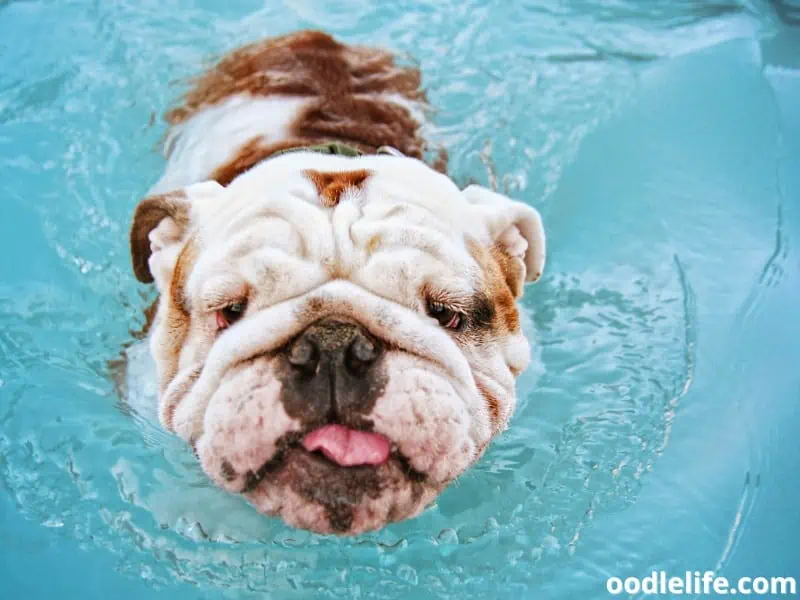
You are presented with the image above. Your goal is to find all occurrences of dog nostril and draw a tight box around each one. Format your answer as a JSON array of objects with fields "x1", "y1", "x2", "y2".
[
  {"x1": 345, "y1": 335, "x2": 380, "y2": 376},
  {"x1": 351, "y1": 336, "x2": 378, "y2": 362},
  {"x1": 287, "y1": 337, "x2": 319, "y2": 372}
]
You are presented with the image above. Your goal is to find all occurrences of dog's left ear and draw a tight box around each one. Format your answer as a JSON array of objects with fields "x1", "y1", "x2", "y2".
[
  {"x1": 130, "y1": 181, "x2": 224, "y2": 289},
  {"x1": 463, "y1": 185, "x2": 546, "y2": 298}
]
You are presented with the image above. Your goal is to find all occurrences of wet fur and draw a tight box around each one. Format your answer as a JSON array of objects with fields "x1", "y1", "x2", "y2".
[{"x1": 120, "y1": 30, "x2": 546, "y2": 535}]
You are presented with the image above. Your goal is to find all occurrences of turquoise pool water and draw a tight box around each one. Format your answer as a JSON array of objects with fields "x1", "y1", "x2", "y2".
[{"x1": 1, "y1": 1, "x2": 799, "y2": 598}]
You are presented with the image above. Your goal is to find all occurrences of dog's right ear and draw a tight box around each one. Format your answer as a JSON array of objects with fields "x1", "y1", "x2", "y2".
[
  {"x1": 129, "y1": 181, "x2": 224, "y2": 288},
  {"x1": 462, "y1": 184, "x2": 546, "y2": 298}
]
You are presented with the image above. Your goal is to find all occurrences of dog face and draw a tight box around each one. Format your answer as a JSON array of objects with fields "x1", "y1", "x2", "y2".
[{"x1": 130, "y1": 152, "x2": 545, "y2": 535}]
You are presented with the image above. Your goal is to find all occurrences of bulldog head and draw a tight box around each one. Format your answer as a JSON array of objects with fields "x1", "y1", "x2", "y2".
[{"x1": 129, "y1": 152, "x2": 545, "y2": 535}]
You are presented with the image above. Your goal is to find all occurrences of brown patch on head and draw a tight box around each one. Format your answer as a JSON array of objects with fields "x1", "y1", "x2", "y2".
[
  {"x1": 165, "y1": 30, "x2": 447, "y2": 175},
  {"x1": 303, "y1": 169, "x2": 371, "y2": 207},
  {"x1": 467, "y1": 240, "x2": 521, "y2": 334},
  {"x1": 129, "y1": 190, "x2": 189, "y2": 283}
]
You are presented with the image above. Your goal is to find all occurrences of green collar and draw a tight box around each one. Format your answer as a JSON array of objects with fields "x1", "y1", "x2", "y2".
[{"x1": 270, "y1": 142, "x2": 404, "y2": 160}]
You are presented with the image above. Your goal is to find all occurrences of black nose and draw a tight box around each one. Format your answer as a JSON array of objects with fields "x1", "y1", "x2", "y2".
[
  {"x1": 277, "y1": 319, "x2": 386, "y2": 426},
  {"x1": 285, "y1": 320, "x2": 381, "y2": 377}
]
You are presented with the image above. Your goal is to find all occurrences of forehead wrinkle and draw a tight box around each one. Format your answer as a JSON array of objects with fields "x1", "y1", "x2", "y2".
[
  {"x1": 224, "y1": 217, "x2": 305, "y2": 261},
  {"x1": 363, "y1": 167, "x2": 467, "y2": 213},
  {"x1": 356, "y1": 223, "x2": 466, "y2": 265},
  {"x1": 238, "y1": 247, "x2": 302, "y2": 288},
  {"x1": 187, "y1": 235, "x2": 277, "y2": 305},
  {"x1": 356, "y1": 248, "x2": 480, "y2": 314},
  {"x1": 214, "y1": 203, "x2": 280, "y2": 237},
  {"x1": 215, "y1": 212, "x2": 297, "y2": 250},
  {"x1": 238, "y1": 247, "x2": 330, "y2": 311},
  {"x1": 209, "y1": 194, "x2": 332, "y2": 254},
  {"x1": 362, "y1": 199, "x2": 454, "y2": 230}
]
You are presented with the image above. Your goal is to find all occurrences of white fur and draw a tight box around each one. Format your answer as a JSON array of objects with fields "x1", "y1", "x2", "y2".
[
  {"x1": 137, "y1": 111, "x2": 545, "y2": 534},
  {"x1": 153, "y1": 96, "x2": 311, "y2": 194}
]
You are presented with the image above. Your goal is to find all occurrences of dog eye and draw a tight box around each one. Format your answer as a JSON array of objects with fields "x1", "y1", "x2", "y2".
[
  {"x1": 216, "y1": 302, "x2": 246, "y2": 329},
  {"x1": 427, "y1": 301, "x2": 462, "y2": 330}
]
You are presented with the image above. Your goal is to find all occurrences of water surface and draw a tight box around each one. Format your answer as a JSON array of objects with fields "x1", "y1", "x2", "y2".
[{"x1": 1, "y1": 1, "x2": 799, "y2": 598}]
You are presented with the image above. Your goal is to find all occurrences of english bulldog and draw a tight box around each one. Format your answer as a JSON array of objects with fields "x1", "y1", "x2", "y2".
[{"x1": 127, "y1": 30, "x2": 546, "y2": 535}]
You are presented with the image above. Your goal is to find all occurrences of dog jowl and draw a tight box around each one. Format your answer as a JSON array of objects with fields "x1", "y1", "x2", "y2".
[{"x1": 127, "y1": 31, "x2": 546, "y2": 535}]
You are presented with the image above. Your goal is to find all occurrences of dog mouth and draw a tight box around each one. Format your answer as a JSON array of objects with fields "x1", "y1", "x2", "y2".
[
  {"x1": 241, "y1": 425, "x2": 426, "y2": 495},
  {"x1": 302, "y1": 424, "x2": 391, "y2": 466}
]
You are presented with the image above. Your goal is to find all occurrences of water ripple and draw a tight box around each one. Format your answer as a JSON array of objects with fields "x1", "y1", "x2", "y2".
[{"x1": 0, "y1": 0, "x2": 780, "y2": 598}]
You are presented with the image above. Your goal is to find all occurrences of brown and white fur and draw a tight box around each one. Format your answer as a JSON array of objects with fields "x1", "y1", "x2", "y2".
[{"x1": 127, "y1": 30, "x2": 545, "y2": 535}]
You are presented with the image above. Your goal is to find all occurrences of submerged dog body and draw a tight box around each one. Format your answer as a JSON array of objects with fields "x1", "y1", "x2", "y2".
[{"x1": 129, "y1": 31, "x2": 545, "y2": 535}]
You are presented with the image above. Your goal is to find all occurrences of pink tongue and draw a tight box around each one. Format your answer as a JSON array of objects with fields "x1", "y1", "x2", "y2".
[{"x1": 302, "y1": 425, "x2": 390, "y2": 467}]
